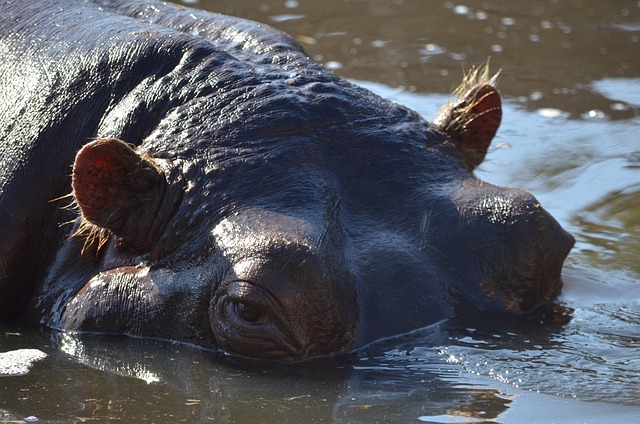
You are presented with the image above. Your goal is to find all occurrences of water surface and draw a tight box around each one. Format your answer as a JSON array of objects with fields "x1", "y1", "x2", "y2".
[{"x1": 2, "y1": 0, "x2": 639, "y2": 422}]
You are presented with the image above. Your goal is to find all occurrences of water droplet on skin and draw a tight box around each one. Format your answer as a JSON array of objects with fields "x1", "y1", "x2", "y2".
[{"x1": 284, "y1": 0, "x2": 299, "y2": 8}]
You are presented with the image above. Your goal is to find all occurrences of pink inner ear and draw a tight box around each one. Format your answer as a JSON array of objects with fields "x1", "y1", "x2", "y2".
[
  {"x1": 458, "y1": 84, "x2": 502, "y2": 169},
  {"x1": 72, "y1": 139, "x2": 134, "y2": 224},
  {"x1": 71, "y1": 138, "x2": 171, "y2": 251},
  {"x1": 71, "y1": 137, "x2": 169, "y2": 240},
  {"x1": 93, "y1": 159, "x2": 114, "y2": 169}
]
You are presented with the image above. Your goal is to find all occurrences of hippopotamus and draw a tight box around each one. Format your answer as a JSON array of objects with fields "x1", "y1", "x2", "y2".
[{"x1": 0, "y1": 0, "x2": 574, "y2": 362}]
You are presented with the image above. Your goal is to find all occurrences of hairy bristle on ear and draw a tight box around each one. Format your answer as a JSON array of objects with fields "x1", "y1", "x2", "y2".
[
  {"x1": 453, "y1": 63, "x2": 499, "y2": 100},
  {"x1": 435, "y1": 64, "x2": 500, "y2": 136},
  {"x1": 50, "y1": 191, "x2": 111, "y2": 254},
  {"x1": 71, "y1": 218, "x2": 110, "y2": 254},
  {"x1": 433, "y1": 63, "x2": 502, "y2": 170}
]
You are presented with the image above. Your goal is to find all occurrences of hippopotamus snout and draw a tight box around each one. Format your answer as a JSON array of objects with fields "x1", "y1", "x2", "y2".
[
  {"x1": 452, "y1": 179, "x2": 575, "y2": 312},
  {"x1": 210, "y1": 209, "x2": 358, "y2": 361},
  {"x1": 208, "y1": 176, "x2": 575, "y2": 360}
]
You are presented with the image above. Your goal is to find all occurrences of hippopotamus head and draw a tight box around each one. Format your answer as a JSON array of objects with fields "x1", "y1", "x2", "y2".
[{"x1": 48, "y1": 66, "x2": 573, "y2": 362}]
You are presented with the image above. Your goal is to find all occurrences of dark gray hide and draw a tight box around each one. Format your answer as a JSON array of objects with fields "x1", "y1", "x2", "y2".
[{"x1": 0, "y1": 0, "x2": 573, "y2": 361}]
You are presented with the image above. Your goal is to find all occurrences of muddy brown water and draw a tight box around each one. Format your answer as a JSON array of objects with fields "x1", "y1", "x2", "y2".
[{"x1": 2, "y1": 0, "x2": 639, "y2": 422}]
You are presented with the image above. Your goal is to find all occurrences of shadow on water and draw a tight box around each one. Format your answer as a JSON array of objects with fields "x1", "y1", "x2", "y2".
[{"x1": 2, "y1": 0, "x2": 640, "y2": 422}]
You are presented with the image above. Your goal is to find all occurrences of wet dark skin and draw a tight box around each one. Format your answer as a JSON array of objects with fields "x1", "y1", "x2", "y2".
[{"x1": 0, "y1": 0, "x2": 573, "y2": 361}]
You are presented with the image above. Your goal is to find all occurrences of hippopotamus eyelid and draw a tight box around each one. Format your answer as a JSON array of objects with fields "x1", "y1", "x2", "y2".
[{"x1": 225, "y1": 280, "x2": 279, "y2": 321}]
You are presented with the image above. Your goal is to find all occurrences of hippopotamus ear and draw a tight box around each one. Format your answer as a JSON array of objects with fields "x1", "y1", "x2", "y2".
[
  {"x1": 72, "y1": 138, "x2": 167, "y2": 250},
  {"x1": 434, "y1": 67, "x2": 502, "y2": 170}
]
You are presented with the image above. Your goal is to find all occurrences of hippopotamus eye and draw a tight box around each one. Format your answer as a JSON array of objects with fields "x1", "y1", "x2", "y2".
[{"x1": 233, "y1": 301, "x2": 265, "y2": 323}]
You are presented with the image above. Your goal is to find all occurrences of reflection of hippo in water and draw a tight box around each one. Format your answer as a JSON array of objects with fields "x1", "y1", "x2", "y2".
[{"x1": 0, "y1": 0, "x2": 573, "y2": 362}]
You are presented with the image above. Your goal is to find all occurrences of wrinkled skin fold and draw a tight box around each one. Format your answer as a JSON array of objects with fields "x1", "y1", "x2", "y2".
[{"x1": 0, "y1": 0, "x2": 574, "y2": 362}]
